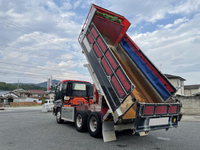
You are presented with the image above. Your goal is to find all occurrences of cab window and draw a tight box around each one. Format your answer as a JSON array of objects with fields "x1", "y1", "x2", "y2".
[
  {"x1": 72, "y1": 83, "x2": 87, "y2": 97},
  {"x1": 56, "y1": 85, "x2": 60, "y2": 93},
  {"x1": 72, "y1": 83, "x2": 86, "y2": 91}
]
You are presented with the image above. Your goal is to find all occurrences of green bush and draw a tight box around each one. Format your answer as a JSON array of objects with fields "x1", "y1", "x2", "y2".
[{"x1": 41, "y1": 97, "x2": 46, "y2": 104}]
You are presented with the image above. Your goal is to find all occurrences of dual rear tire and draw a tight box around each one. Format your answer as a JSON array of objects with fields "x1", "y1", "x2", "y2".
[
  {"x1": 87, "y1": 112, "x2": 102, "y2": 138},
  {"x1": 75, "y1": 111, "x2": 102, "y2": 138}
]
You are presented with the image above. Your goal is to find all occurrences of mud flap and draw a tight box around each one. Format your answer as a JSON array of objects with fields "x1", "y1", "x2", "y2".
[{"x1": 102, "y1": 121, "x2": 116, "y2": 142}]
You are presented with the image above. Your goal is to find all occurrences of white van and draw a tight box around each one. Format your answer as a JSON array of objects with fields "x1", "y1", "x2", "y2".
[{"x1": 42, "y1": 99, "x2": 54, "y2": 112}]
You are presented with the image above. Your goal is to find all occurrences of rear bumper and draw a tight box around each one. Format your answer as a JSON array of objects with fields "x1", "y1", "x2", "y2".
[
  {"x1": 135, "y1": 115, "x2": 181, "y2": 132},
  {"x1": 134, "y1": 101, "x2": 182, "y2": 132}
]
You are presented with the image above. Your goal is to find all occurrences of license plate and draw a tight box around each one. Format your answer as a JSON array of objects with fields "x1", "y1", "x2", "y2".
[{"x1": 149, "y1": 117, "x2": 169, "y2": 126}]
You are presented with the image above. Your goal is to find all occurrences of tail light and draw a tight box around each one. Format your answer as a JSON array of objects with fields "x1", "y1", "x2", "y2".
[
  {"x1": 156, "y1": 106, "x2": 168, "y2": 114},
  {"x1": 142, "y1": 104, "x2": 180, "y2": 116},
  {"x1": 143, "y1": 106, "x2": 154, "y2": 115},
  {"x1": 168, "y1": 105, "x2": 177, "y2": 114}
]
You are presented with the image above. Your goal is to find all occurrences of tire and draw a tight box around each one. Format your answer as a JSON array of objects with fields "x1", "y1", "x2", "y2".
[
  {"x1": 75, "y1": 110, "x2": 88, "y2": 132},
  {"x1": 85, "y1": 110, "x2": 91, "y2": 115},
  {"x1": 87, "y1": 112, "x2": 102, "y2": 138},
  {"x1": 56, "y1": 108, "x2": 64, "y2": 124}
]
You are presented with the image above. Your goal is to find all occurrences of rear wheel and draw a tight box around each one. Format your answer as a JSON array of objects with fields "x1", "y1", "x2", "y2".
[
  {"x1": 87, "y1": 112, "x2": 102, "y2": 138},
  {"x1": 75, "y1": 110, "x2": 88, "y2": 132},
  {"x1": 56, "y1": 108, "x2": 64, "y2": 124}
]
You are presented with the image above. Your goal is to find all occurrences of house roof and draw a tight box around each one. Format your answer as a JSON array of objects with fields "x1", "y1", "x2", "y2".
[
  {"x1": 13, "y1": 88, "x2": 29, "y2": 93},
  {"x1": 0, "y1": 91, "x2": 11, "y2": 96},
  {"x1": 29, "y1": 90, "x2": 46, "y2": 94},
  {"x1": 164, "y1": 74, "x2": 186, "y2": 81},
  {"x1": 184, "y1": 84, "x2": 200, "y2": 90},
  {"x1": 0, "y1": 91, "x2": 18, "y2": 98}
]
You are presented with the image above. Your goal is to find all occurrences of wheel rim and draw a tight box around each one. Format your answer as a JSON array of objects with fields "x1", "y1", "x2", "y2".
[
  {"x1": 89, "y1": 116, "x2": 97, "y2": 132},
  {"x1": 76, "y1": 114, "x2": 82, "y2": 128},
  {"x1": 57, "y1": 111, "x2": 60, "y2": 121}
]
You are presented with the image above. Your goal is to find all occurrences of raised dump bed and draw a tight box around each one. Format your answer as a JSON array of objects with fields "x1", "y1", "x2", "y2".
[
  {"x1": 77, "y1": 4, "x2": 182, "y2": 142},
  {"x1": 79, "y1": 4, "x2": 176, "y2": 107}
]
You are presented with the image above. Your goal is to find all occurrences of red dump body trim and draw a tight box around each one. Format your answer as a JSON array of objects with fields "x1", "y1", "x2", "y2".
[
  {"x1": 92, "y1": 4, "x2": 130, "y2": 40},
  {"x1": 58, "y1": 80, "x2": 91, "y2": 84}
]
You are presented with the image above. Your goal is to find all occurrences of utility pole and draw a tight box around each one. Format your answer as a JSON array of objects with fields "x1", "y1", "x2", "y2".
[
  {"x1": 50, "y1": 76, "x2": 53, "y2": 101},
  {"x1": 17, "y1": 80, "x2": 19, "y2": 96}
]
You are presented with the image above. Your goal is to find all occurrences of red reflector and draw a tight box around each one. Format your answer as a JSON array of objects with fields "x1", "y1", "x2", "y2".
[
  {"x1": 144, "y1": 106, "x2": 154, "y2": 115},
  {"x1": 156, "y1": 106, "x2": 167, "y2": 114},
  {"x1": 111, "y1": 75, "x2": 125, "y2": 98},
  {"x1": 97, "y1": 37, "x2": 106, "y2": 52},
  {"x1": 91, "y1": 27, "x2": 98, "y2": 38},
  {"x1": 116, "y1": 68, "x2": 130, "y2": 92},
  {"x1": 105, "y1": 51, "x2": 117, "y2": 69},
  {"x1": 169, "y1": 106, "x2": 177, "y2": 114},
  {"x1": 93, "y1": 43, "x2": 102, "y2": 58},
  {"x1": 87, "y1": 33, "x2": 94, "y2": 44},
  {"x1": 101, "y1": 58, "x2": 112, "y2": 75}
]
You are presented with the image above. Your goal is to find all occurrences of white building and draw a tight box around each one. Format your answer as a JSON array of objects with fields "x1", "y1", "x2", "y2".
[
  {"x1": 184, "y1": 84, "x2": 200, "y2": 96},
  {"x1": 164, "y1": 74, "x2": 186, "y2": 95},
  {"x1": 0, "y1": 91, "x2": 18, "y2": 105}
]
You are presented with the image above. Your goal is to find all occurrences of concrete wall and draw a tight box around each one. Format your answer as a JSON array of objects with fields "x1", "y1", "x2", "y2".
[
  {"x1": 176, "y1": 95, "x2": 200, "y2": 115},
  {"x1": 14, "y1": 97, "x2": 39, "y2": 102}
]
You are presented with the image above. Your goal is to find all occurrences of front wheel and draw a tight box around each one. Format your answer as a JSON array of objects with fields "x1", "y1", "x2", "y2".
[
  {"x1": 87, "y1": 112, "x2": 102, "y2": 138},
  {"x1": 56, "y1": 108, "x2": 64, "y2": 124}
]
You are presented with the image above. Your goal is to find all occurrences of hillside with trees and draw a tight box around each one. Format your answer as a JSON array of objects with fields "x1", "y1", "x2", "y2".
[{"x1": 0, "y1": 82, "x2": 47, "y2": 91}]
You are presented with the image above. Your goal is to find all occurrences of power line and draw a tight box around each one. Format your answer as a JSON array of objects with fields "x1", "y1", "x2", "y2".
[
  {"x1": 0, "y1": 66, "x2": 53, "y2": 76},
  {"x1": 0, "y1": 16, "x2": 71, "y2": 48},
  {"x1": 0, "y1": 71, "x2": 47, "y2": 80},
  {"x1": 0, "y1": 45, "x2": 66, "y2": 60},
  {"x1": 0, "y1": 61, "x2": 64, "y2": 72},
  {"x1": 0, "y1": 16, "x2": 49, "y2": 34}
]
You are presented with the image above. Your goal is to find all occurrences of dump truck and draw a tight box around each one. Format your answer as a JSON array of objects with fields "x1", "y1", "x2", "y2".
[{"x1": 53, "y1": 4, "x2": 182, "y2": 142}]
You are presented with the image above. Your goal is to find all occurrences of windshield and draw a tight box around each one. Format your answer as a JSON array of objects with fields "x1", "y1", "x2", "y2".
[{"x1": 72, "y1": 83, "x2": 86, "y2": 91}]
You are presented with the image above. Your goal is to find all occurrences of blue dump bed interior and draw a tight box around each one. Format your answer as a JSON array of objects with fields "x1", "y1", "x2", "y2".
[{"x1": 120, "y1": 37, "x2": 171, "y2": 101}]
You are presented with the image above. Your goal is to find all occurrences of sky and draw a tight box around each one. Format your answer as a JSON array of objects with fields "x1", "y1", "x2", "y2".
[{"x1": 0, "y1": 0, "x2": 199, "y2": 85}]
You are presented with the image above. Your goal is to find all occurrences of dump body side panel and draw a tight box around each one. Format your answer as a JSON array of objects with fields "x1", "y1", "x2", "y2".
[{"x1": 80, "y1": 24, "x2": 134, "y2": 113}]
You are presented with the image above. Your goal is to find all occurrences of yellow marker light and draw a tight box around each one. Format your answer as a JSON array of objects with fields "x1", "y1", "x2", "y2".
[{"x1": 173, "y1": 118, "x2": 176, "y2": 122}]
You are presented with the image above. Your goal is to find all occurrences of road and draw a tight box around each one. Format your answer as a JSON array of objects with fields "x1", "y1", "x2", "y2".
[{"x1": 0, "y1": 106, "x2": 200, "y2": 150}]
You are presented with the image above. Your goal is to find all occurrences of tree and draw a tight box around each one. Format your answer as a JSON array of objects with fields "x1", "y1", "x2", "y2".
[
  {"x1": 41, "y1": 97, "x2": 46, "y2": 104},
  {"x1": 0, "y1": 82, "x2": 47, "y2": 91}
]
